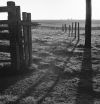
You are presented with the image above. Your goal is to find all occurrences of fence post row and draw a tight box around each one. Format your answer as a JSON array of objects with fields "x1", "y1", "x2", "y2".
[
  {"x1": 0, "y1": 1, "x2": 32, "y2": 70},
  {"x1": 65, "y1": 22, "x2": 80, "y2": 40},
  {"x1": 0, "y1": 1, "x2": 80, "y2": 71}
]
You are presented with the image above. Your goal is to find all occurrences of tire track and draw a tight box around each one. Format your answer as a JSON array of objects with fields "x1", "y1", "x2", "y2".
[
  {"x1": 16, "y1": 38, "x2": 80, "y2": 104},
  {"x1": 7, "y1": 31, "x2": 80, "y2": 104},
  {"x1": 36, "y1": 37, "x2": 80, "y2": 104},
  {"x1": 7, "y1": 69, "x2": 51, "y2": 104}
]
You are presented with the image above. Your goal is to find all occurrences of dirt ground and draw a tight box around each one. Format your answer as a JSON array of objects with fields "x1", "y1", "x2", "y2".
[{"x1": 0, "y1": 27, "x2": 100, "y2": 104}]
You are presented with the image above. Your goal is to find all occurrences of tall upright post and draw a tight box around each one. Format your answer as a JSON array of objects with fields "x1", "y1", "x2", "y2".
[
  {"x1": 78, "y1": 22, "x2": 80, "y2": 41},
  {"x1": 69, "y1": 25, "x2": 71, "y2": 37},
  {"x1": 65, "y1": 24, "x2": 67, "y2": 33},
  {"x1": 85, "y1": 0, "x2": 92, "y2": 48},
  {"x1": 75, "y1": 22, "x2": 77, "y2": 39},
  {"x1": 22, "y1": 12, "x2": 29, "y2": 66},
  {"x1": 27, "y1": 13, "x2": 32, "y2": 66},
  {"x1": 16, "y1": 6, "x2": 24, "y2": 68},
  {"x1": 62, "y1": 24, "x2": 64, "y2": 32},
  {"x1": 7, "y1": 1, "x2": 20, "y2": 70},
  {"x1": 71, "y1": 22, "x2": 73, "y2": 36},
  {"x1": 78, "y1": 0, "x2": 93, "y2": 95},
  {"x1": 83, "y1": 0, "x2": 92, "y2": 73}
]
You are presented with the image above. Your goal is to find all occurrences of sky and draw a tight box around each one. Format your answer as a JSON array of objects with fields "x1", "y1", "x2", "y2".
[{"x1": 0, "y1": 0, "x2": 100, "y2": 20}]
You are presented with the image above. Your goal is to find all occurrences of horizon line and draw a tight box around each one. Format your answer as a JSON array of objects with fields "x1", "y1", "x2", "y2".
[{"x1": 32, "y1": 19, "x2": 100, "y2": 21}]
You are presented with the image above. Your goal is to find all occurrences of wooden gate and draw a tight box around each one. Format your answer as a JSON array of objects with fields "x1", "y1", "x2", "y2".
[{"x1": 0, "y1": 1, "x2": 32, "y2": 71}]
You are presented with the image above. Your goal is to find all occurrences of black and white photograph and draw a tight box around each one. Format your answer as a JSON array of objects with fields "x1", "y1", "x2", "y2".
[{"x1": 0, "y1": 0, "x2": 100, "y2": 104}]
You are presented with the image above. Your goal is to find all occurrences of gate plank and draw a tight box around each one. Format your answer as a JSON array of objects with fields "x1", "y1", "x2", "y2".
[
  {"x1": 0, "y1": 7, "x2": 8, "y2": 12},
  {"x1": 0, "y1": 27, "x2": 8, "y2": 31},
  {"x1": 0, "y1": 33, "x2": 9, "y2": 40},
  {"x1": 0, "y1": 45, "x2": 10, "y2": 52}
]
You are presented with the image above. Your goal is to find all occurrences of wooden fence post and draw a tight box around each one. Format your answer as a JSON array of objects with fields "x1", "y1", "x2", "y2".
[
  {"x1": 85, "y1": 0, "x2": 91, "y2": 48},
  {"x1": 71, "y1": 22, "x2": 73, "y2": 36},
  {"x1": 78, "y1": 22, "x2": 80, "y2": 41},
  {"x1": 65, "y1": 24, "x2": 67, "y2": 33},
  {"x1": 27, "y1": 13, "x2": 32, "y2": 66},
  {"x1": 75, "y1": 22, "x2": 77, "y2": 39},
  {"x1": 62, "y1": 24, "x2": 64, "y2": 32},
  {"x1": 69, "y1": 25, "x2": 71, "y2": 37},
  {"x1": 78, "y1": 0, "x2": 92, "y2": 95},
  {"x1": 16, "y1": 6, "x2": 24, "y2": 68},
  {"x1": 7, "y1": 1, "x2": 20, "y2": 70},
  {"x1": 22, "y1": 12, "x2": 29, "y2": 66}
]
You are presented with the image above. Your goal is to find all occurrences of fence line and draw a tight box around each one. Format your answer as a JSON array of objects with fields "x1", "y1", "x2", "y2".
[{"x1": 0, "y1": 1, "x2": 81, "y2": 72}]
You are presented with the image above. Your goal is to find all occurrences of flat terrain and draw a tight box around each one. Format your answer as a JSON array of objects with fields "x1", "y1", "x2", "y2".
[{"x1": 0, "y1": 20, "x2": 100, "y2": 104}]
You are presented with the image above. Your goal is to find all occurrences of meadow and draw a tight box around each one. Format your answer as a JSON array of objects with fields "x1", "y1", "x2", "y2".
[{"x1": 0, "y1": 20, "x2": 100, "y2": 104}]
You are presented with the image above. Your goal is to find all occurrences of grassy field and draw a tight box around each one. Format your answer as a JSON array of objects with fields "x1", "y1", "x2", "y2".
[{"x1": 0, "y1": 20, "x2": 100, "y2": 104}]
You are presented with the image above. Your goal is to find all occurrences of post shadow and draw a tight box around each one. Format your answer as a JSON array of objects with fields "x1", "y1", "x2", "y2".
[{"x1": 76, "y1": 47, "x2": 94, "y2": 104}]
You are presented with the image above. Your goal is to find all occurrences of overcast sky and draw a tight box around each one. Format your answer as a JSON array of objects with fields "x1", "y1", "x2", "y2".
[{"x1": 0, "y1": 0, "x2": 100, "y2": 20}]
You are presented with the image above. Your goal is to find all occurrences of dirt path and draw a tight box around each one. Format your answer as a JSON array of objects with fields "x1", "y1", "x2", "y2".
[
  {"x1": 1, "y1": 28, "x2": 100, "y2": 104},
  {"x1": 0, "y1": 29, "x2": 82, "y2": 104}
]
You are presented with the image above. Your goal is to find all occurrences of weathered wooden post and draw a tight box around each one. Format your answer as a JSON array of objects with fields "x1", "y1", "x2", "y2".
[
  {"x1": 71, "y1": 22, "x2": 73, "y2": 36},
  {"x1": 64, "y1": 24, "x2": 67, "y2": 32},
  {"x1": 69, "y1": 25, "x2": 71, "y2": 37},
  {"x1": 75, "y1": 22, "x2": 77, "y2": 39},
  {"x1": 78, "y1": 0, "x2": 93, "y2": 95},
  {"x1": 85, "y1": 0, "x2": 91, "y2": 48},
  {"x1": 7, "y1": 1, "x2": 20, "y2": 70},
  {"x1": 62, "y1": 24, "x2": 64, "y2": 32},
  {"x1": 27, "y1": 13, "x2": 32, "y2": 66},
  {"x1": 78, "y1": 22, "x2": 80, "y2": 41},
  {"x1": 22, "y1": 12, "x2": 29, "y2": 66},
  {"x1": 16, "y1": 6, "x2": 24, "y2": 67},
  {"x1": 66, "y1": 26, "x2": 67, "y2": 33}
]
